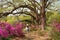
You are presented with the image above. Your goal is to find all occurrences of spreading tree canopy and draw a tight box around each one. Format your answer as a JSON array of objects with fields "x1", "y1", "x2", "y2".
[{"x1": 0, "y1": 0, "x2": 60, "y2": 30}]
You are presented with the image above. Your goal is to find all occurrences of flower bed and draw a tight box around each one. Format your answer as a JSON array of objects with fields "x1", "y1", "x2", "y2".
[{"x1": 0, "y1": 22, "x2": 25, "y2": 40}]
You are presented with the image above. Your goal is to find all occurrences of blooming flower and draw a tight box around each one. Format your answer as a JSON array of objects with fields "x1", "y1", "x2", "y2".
[{"x1": 0, "y1": 22, "x2": 25, "y2": 38}]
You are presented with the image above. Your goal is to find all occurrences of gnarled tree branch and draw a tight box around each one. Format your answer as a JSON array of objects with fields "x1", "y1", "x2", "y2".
[
  {"x1": 45, "y1": 2, "x2": 52, "y2": 8},
  {"x1": 11, "y1": 5, "x2": 37, "y2": 14}
]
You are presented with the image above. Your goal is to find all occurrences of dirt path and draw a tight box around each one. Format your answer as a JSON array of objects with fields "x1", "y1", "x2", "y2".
[
  {"x1": 12, "y1": 31, "x2": 51, "y2": 40},
  {"x1": 24, "y1": 31, "x2": 51, "y2": 40}
]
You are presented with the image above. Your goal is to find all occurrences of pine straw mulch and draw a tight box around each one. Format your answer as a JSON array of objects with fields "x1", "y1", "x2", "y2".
[{"x1": 12, "y1": 30, "x2": 51, "y2": 40}]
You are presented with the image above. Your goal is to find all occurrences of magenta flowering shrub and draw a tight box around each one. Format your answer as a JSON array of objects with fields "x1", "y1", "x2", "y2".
[
  {"x1": 2, "y1": 29, "x2": 9, "y2": 38},
  {"x1": 0, "y1": 22, "x2": 25, "y2": 39},
  {"x1": 52, "y1": 22, "x2": 60, "y2": 29},
  {"x1": 14, "y1": 22, "x2": 25, "y2": 37},
  {"x1": 0, "y1": 28, "x2": 9, "y2": 38},
  {"x1": 50, "y1": 20, "x2": 60, "y2": 32}
]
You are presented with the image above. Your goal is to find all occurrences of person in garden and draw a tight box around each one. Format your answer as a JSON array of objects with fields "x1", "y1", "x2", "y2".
[{"x1": 24, "y1": 24, "x2": 30, "y2": 33}]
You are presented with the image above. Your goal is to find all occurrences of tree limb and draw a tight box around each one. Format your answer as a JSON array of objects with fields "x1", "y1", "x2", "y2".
[
  {"x1": 45, "y1": 2, "x2": 52, "y2": 8},
  {"x1": 0, "y1": 12, "x2": 11, "y2": 18},
  {"x1": 28, "y1": 0, "x2": 40, "y2": 6},
  {"x1": 11, "y1": 5, "x2": 37, "y2": 14},
  {"x1": 13, "y1": 11, "x2": 36, "y2": 19},
  {"x1": 7, "y1": 2, "x2": 16, "y2": 8}
]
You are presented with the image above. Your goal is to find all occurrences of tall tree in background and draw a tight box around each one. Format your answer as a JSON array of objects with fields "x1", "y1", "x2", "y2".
[{"x1": 0, "y1": 0, "x2": 59, "y2": 30}]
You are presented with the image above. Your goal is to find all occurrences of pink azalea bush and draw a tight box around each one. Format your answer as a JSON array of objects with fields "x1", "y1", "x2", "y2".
[
  {"x1": 50, "y1": 20, "x2": 60, "y2": 32},
  {"x1": 50, "y1": 20, "x2": 60, "y2": 40},
  {"x1": 0, "y1": 22, "x2": 25, "y2": 39}
]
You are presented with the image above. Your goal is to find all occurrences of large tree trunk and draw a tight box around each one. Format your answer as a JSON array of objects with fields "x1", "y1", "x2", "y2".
[
  {"x1": 40, "y1": 14, "x2": 46, "y2": 31},
  {"x1": 40, "y1": 0, "x2": 46, "y2": 31}
]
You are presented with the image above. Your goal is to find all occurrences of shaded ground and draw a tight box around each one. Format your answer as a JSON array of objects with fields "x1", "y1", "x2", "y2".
[{"x1": 12, "y1": 30, "x2": 51, "y2": 40}]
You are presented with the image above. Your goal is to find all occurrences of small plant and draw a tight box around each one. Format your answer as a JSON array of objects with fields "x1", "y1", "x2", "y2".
[
  {"x1": 50, "y1": 20, "x2": 60, "y2": 40},
  {"x1": 51, "y1": 30, "x2": 60, "y2": 40},
  {"x1": 50, "y1": 20, "x2": 60, "y2": 32}
]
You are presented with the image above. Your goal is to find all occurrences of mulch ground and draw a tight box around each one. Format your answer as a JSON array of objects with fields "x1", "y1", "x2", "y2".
[{"x1": 12, "y1": 30, "x2": 51, "y2": 40}]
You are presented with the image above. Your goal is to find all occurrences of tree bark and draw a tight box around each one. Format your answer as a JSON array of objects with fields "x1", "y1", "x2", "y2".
[{"x1": 40, "y1": 0, "x2": 46, "y2": 31}]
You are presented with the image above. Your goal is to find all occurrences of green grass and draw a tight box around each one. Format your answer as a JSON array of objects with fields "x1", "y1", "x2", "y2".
[{"x1": 19, "y1": 15, "x2": 31, "y2": 21}]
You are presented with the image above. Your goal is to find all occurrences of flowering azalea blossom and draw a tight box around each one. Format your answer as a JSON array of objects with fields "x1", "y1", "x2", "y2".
[{"x1": 0, "y1": 22, "x2": 25, "y2": 38}]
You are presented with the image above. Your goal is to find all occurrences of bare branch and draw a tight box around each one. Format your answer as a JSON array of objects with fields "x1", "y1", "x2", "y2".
[
  {"x1": 11, "y1": 5, "x2": 37, "y2": 14},
  {"x1": 0, "y1": 12, "x2": 11, "y2": 18},
  {"x1": 45, "y1": 0, "x2": 48, "y2": 3},
  {"x1": 14, "y1": 11, "x2": 36, "y2": 19},
  {"x1": 45, "y1": 2, "x2": 52, "y2": 8},
  {"x1": 7, "y1": 2, "x2": 16, "y2": 8},
  {"x1": 0, "y1": 4, "x2": 38, "y2": 18},
  {"x1": 0, "y1": 11, "x2": 36, "y2": 20},
  {"x1": 28, "y1": 0, "x2": 40, "y2": 6},
  {"x1": 28, "y1": 0, "x2": 41, "y2": 10},
  {"x1": 28, "y1": 0, "x2": 36, "y2": 9}
]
